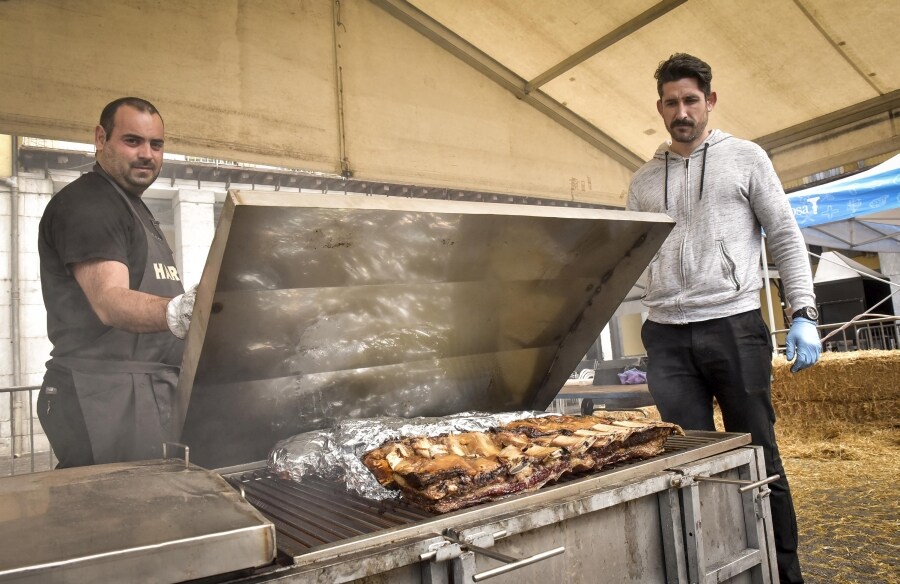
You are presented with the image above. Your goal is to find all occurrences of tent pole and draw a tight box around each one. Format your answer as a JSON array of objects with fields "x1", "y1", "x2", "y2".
[{"x1": 761, "y1": 234, "x2": 779, "y2": 355}]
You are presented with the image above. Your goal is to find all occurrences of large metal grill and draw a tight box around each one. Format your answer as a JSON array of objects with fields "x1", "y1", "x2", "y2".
[{"x1": 222, "y1": 430, "x2": 748, "y2": 561}]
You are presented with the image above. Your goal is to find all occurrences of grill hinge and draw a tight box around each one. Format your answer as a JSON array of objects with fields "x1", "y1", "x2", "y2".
[{"x1": 420, "y1": 540, "x2": 464, "y2": 563}]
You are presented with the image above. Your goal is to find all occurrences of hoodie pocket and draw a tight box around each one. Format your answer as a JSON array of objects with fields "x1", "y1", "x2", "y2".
[
  {"x1": 641, "y1": 252, "x2": 660, "y2": 299},
  {"x1": 718, "y1": 241, "x2": 741, "y2": 292},
  {"x1": 641, "y1": 247, "x2": 682, "y2": 305}
]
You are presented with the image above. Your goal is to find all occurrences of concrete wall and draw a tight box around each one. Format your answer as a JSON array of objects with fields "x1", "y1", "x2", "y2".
[
  {"x1": 0, "y1": 173, "x2": 54, "y2": 462},
  {"x1": 173, "y1": 190, "x2": 217, "y2": 286}
]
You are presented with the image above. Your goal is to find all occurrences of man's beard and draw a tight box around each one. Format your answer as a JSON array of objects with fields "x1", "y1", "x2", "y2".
[
  {"x1": 127, "y1": 163, "x2": 160, "y2": 187},
  {"x1": 669, "y1": 119, "x2": 706, "y2": 144}
]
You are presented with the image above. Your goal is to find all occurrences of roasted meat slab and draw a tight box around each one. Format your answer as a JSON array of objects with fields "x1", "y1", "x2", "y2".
[{"x1": 362, "y1": 414, "x2": 683, "y2": 513}]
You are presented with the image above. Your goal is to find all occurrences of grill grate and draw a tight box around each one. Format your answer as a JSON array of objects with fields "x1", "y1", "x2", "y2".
[
  {"x1": 223, "y1": 431, "x2": 742, "y2": 558},
  {"x1": 225, "y1": 474, "x2": 432, "y2": 556}
]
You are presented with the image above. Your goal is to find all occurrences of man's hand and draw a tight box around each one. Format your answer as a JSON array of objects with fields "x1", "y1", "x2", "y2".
[
  {"x1": 166, "y1": 284, "x2": 197, "y2": 339},
  {"x1": 785, "y1": 317, "x2": 821, "y2": 373}
]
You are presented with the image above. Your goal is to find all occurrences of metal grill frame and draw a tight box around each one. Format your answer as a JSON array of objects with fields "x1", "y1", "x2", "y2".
[{"x1": 221, "y1": 430, "x2": 749, "y2": 567}]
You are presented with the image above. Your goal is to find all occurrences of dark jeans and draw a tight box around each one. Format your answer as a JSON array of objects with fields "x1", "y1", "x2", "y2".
[{"x1": 642, "y1": 310, "x2": 803, "y2": 584}]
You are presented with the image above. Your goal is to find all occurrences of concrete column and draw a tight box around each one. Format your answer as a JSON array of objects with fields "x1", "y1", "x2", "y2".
[
  {"x1": 0, "y1": 173, "x2": 53, "y2": 458},
  {"x1": 608, "y1": 315, "x2": 624, "y2": 360},
  {"x1": 877, "y1": 252, "x2": 900, "y2": 315},
  {"x1": 173, "y1": 189, "x2": 216, "y2": 287},
  {"x1": 17, "y1": 175, "x2": 54, "y2": 387},
  {"x1": 0, "y1": 180, "x2": 12, "y2": 458},
  {"x1": 13, "y1": 175, "x2": 54, "y2": 456},
  {"x1": 0, "y1": 181, "x2": 12, "y2": 391}
]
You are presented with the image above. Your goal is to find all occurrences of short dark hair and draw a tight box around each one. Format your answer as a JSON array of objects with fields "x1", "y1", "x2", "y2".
[
  {"x1": 654, "y1": 53, "x2": 713, "y2": 97},
  {"x1": 99, "y1": 97, "x2": 163, "y2": 137}
]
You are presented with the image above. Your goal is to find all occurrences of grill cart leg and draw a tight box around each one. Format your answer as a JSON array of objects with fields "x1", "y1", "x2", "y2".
[
  {"x1": 451, "y1": 551, "x2": 478, "y2": 584},
  {"x1": 658, "y1": 487, "x2": 689, "y2": 583},
  {"x1": 670, "y1": 447, "x2": 780, "y2": 584},
  {"x1": 422, "y1": 560, "x2": 451, "y2": 584},
  {"x1": 746, "y1": 445, "x2": 779, "y2": 584},
  {"x1": 680, "y1": 479, "x2": 708, "y2": 583}
]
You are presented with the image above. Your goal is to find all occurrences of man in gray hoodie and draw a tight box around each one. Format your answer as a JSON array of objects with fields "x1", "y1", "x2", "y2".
[{"x1": 627, "y1": 53, "x2": 821, "y2": 584}]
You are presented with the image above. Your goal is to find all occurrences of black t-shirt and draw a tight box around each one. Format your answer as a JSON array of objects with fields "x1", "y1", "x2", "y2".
[{"x1": 38, "y1": 167, "x2": 161, "y2": 358}]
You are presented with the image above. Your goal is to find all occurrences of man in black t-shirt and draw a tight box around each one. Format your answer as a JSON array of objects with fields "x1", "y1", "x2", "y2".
[{"x1": 38, "y1": 97, "x2": 197, "y2": 467}]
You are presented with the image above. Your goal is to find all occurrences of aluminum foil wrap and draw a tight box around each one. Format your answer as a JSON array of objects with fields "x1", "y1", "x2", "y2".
[{"x1": 268, "y1": 411, "x2": 546, "y2": 500}]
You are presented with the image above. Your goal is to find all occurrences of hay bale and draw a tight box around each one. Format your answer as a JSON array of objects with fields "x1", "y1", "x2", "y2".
[{"x1": 772, "y1": 350, "x2": 900, "y2": 425}]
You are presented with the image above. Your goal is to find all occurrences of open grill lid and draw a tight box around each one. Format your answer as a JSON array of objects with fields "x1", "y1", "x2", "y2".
[{"x1": 176, "y1": 192, "x2": 672, "y2": 468}]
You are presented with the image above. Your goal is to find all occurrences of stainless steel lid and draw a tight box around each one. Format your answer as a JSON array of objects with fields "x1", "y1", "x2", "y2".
[{"x1": 177, "y1": 192, "x2": 672, "y2": 468}]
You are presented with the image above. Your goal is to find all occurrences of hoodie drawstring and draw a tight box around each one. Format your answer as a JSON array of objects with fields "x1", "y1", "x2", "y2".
[
  {"x1": 699, "y1": 142, "x2": 709, "y2": 200},
  {"x1": 664, "y1": 142, "x2": 709, "y2": 209},
  {"x1": 664, "y1": 151, "x2": 669, "y2": 210}
]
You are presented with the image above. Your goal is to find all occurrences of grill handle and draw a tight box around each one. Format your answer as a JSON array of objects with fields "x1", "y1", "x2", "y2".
[
  {"x1": 470, "y1": 546, "x2": 565, "y2": 582},
  {"x1": 694, "y1": 473, "x2": 780, "y2": 493},
  {"x1": 162, "y1": 442, "x2": 190, "y2": 469}
]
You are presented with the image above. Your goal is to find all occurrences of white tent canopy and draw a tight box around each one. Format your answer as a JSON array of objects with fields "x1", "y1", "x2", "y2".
[
  {"x1": 813, "y1": 251, "x2": 884, "y2": 283},
  {"x1": 1, "y1": 0, "x2": 899, "y2": 204}
]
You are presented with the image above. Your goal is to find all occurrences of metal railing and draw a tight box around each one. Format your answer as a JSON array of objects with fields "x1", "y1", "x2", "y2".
[
  {"x1": 853, "y1": 317, "x2": 900, "y2": 350},
  {"x1": 819, "y1": 315, "x2": 900, "y2": 352},
  {"x1": 1, "y1": 385, "x2": 55, "y2": 476}
]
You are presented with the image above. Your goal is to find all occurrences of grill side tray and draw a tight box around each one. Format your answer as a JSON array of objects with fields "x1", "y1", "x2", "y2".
[{"x1": 0, "y1": 460, "x2": 275, "y2": 583}]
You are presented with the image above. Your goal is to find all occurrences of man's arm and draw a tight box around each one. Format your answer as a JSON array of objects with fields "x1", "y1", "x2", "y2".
[
  {"x1": 72, "y1": 259, "x2": 171, "y2": 333},
  {"x1": 748, "y1": 154, "x2": 816, "y2": 311},
  {"x1": 625, "y1": 184, "x2": 641, "y2": 212},
  {"x1": 747, "y1": 150, "x2": 821, "y2": 371}
]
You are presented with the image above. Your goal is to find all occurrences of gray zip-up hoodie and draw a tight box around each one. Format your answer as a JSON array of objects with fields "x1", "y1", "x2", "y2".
[{"x1": 626, "y1": 129, "x2": 815, "y2": 324}]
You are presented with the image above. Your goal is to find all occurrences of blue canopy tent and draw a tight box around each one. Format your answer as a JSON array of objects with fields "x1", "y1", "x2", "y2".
[{"x1": 787, "y1": 154, "x2": 900, "y2": 252}]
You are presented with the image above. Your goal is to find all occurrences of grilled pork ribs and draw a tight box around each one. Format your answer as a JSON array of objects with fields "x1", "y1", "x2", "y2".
[{"x1": 362, "y1": 414, "x2": 683, "y2": 513}]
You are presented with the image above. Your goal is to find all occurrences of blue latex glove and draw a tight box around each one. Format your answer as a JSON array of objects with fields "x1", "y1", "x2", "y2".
[{"x1": 785, "y1": 317, "x2": 821, "y2": 373}]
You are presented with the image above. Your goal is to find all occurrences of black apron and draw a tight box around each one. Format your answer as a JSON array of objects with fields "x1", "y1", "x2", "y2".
[{"x1": 50, "y1": 171, "x2": 185, "y2": 464}]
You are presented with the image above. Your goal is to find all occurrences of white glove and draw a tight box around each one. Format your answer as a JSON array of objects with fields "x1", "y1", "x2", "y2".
[{"x1": 166, "y1": 284, "x2": 197, "y2": 339}]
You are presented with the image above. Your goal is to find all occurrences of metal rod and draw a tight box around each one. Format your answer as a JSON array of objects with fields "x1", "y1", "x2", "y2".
[
  {"x1": 525, "y1": 0, "x2": 687, "y2": 92},
  {"x1": 693, "y1": 474, "x2": 780, "y2": 493},
  {"x1": 463, "y1": 543, "x2": 518, "y2": 564},
  {"x1": 29, "y1": 387, "x2": 34, "y2": 473},
  {"x1": 761, "y1": 234, "x2": 779, "y2": 355},
  {"x1": 472, "y1": 547, "x2": 565, "y2": 582},
  {"x1": 738, "y1": 474, "x2": 781, "y2": 494},
  {"x1": 693, "y1": 476, "x2": 753, "y2": 485}
]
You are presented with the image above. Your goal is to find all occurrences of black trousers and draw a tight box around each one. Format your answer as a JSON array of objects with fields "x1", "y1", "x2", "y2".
[
  {"x1": 641, "y1": 310, "x2": 803, "y2": 584},
  {"x1": 37, "y1": 369, "x2": 94, "y2": 468}
]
